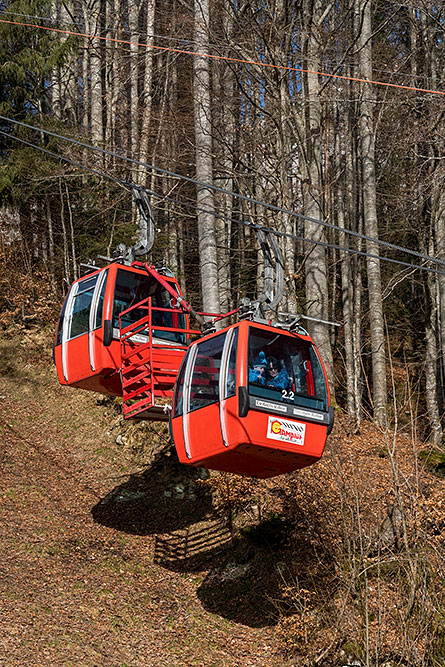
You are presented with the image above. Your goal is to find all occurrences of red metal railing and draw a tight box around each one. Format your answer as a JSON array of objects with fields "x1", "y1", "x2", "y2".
[{"x1": 119, "y1": 297, "x2": 201, "y2": 421}]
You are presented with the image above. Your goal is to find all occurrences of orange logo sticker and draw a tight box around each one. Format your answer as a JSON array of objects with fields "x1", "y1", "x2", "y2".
[
  {"x1": 267, "y1": 416, "x2": 306, "y2": 446},
  {"x1": 271, "y1": 420, "x2": 281, "y2": 434}
]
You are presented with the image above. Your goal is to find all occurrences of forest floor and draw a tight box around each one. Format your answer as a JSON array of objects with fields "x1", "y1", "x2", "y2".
[
  {"x1": 0, "y1": 328, "x2": 287, "y2": 667},
  {"x1": 0, "y1": 327, "x2": 444, "y2": 666}
]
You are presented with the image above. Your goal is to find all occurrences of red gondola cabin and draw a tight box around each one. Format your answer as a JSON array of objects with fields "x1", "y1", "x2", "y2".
[
  {"x1": 170, "y1": 319, "x2": 334, "y2": 478},
  {"x1": 54, "y1": 261, "x2": 193, "y2": 420}
]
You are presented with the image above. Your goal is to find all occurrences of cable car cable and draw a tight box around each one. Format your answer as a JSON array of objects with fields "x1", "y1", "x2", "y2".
[
  {"x1": 2, "y1": 115, "x2": 444, "y2": 271},
  {"x1": 2, "y1": 128, "x2": 445, "y2": 278},
  {"x1": 0, "y1": 128, "x2": 440, "y2": 280},
  {"x1": 0, "y1": 129, "x2": 131, "y2": 189},
  {"x1": 2, "y1": 114, "x2": 442, "y2": 267},
  {"x1": 3, "y1": 113, "x2": 443, "y2": 268},
  {"x1": 2, "y1": 11, "x2": 440, "y2": 87},
  {"x1": 144, "y1": 187, "x2": 445, "y2": 277},
  {"x1": 1, "y1": 18, "x2": 444, "y2": 97}
]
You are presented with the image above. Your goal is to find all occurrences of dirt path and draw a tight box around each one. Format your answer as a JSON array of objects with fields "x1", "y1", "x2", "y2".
[{"x1": 0, "y1": 334, "x2": 285, "y2": 666}]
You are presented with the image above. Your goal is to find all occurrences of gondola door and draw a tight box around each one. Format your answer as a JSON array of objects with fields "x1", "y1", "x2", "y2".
[
  {"x1": 58, "y1": 269, "x2": 109, "y2": 385},
  {"x1": 173, "y1": 326, "x2": 239, "y2": 466}
]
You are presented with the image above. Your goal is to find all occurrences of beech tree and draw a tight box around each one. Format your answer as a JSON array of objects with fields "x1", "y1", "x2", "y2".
[
  {"x1": 357, "y1": 0, "x2": 387, "y2": 426},
  {"x1": 193, "y1": 0, "x2": 220, "y2": 316}
]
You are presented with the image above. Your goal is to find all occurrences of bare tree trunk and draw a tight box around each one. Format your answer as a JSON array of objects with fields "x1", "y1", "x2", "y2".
[
  {"x1": 104, "y1": 0, "x2": 118, "y2": 153},
  {"x1": 357, "y1": 0, "x2": 386, "y2": 425},
  {"x1": 58, "y1": 178, "x2": 70, "y2": 285},
  {"x1": 79, "y1": 2, "x2": 89, "y2": 134},
  {"x1": 425, "y1": 277, "x2": 443, "y2": 445},
  {"x1": 128, "y1": 0, "x2": 140, "y2": 177},
  {"x1": 279, "y1": 74, "x2": 298, "y2": 315},
  {"x1": 87, "y1": 0, "x2": 104, "y2": 145},
  {"x1": 193, "y1": 0, "x2": 220, "y2": 315},
  {"x1": 349, "y1": 144, "x2": 363, "y2": 431},
  {"x1": 301, "y1": 0, "x2": 335, "y2": 396},
  {"x1": 412, "y1": 3, "x2": 444, "y2": 444},
  {"x1": 335, "y1": 113, "x2": 355, "y2": 418},
  {"x1": 45, "y1": 195, "x2": 56, "y2": 294},
  {"x1": 434, "y1": 187, "x2": 445, "y2": 417},
  {"x1": 65, "y1": 182, "x2": 77, "y2": 281},
  {"x1": 60, "y1": 0, "x2": 76, "y2": 124},
  {"x1": 420, "y1": 217, "x2": 443, "y2": 445},
  {"x1": 138, "y1": 0, "x2": 155, "y2": 185},
  {"x1": 50, "y1": 0, "x2": 62, "y2": 120},
  {"x1": 212, "y1": 1, "x2": 234, "y2": 313}
]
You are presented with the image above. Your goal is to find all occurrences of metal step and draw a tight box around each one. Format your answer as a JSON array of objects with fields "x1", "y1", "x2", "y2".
[{"x1": 123, "y1": 400, "x2": 171, "y2": 421}]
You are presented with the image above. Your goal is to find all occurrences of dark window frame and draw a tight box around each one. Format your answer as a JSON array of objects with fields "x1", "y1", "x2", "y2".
[{"x1": 111, "y1": 268, "x2": 186, "y2": 344}]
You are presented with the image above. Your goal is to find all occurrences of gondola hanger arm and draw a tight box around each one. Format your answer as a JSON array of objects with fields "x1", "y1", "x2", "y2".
[
  {"x1": 242, "y1": 224, "x2": 285, "y2": 319},
  {"x1": 114, "y1": 186, "x2": 155, "y2": 264}
]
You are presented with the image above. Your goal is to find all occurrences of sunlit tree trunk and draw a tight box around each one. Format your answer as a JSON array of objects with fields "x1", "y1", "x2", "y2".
[
  {"x1": 335, "y1": 112, "x2": 355, "y2": 419},
  {"x1": 348, "y1": 109, "x2": 364, "y2": 432},
  {"x1": 212, "y1": 1, "x2": 234, "y2": 313},
  {"x1": 104, "y1": 0, "x2": 118, "y2": 154},
  {"x1": 58, "y1": 178, "x2": 71, "y2": 285},
  {"x1": 193, "y1": 0, "x2": 220, "y2": 315},
  {"x1": 45, "y1": 194, "x2": 56, "y2": 293},
  {"x1": 411, "y1": 3, "x2": 443, "y2": 444},
  {"x1": 357, "y1": 0, "x2": 386, "y2": 426},
  {"x1": 128, "y1": 0, "x2": 140, "y2": 176},
  {"x1": 300, "y1": 0, "x2": 335, "y2": 396},
  {"x1": 139, "y1": 0, "x2": 155, "y2": 185},
  {"x1": 87, "y1": 0, "x2": 104, "y2": 145},
  {"x1": 425, "y1": 269, "x2": 442, "y2": 445},
  {"x1": 279, "y1": 71, "x2": 298, "y2": 315},
  {"x1": 434, "y1": 188, "x2": 445, "y2": 420}
]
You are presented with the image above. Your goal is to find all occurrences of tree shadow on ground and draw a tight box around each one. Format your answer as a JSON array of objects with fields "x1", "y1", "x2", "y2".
[
  {"x1": 91, "y1": 449, "x2": 213, "y2": 534},
  {"x1": 196, "y1": 540, "x2": 281, "y2": 627},
  {"x1": 155, "y1": 514, "x2": 336, "y2": 629}
]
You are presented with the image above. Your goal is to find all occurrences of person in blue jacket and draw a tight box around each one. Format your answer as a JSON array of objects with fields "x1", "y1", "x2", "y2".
[
  {"x1": 249, "y1": 350, "x2": 267, "y2": 385},
  {"x1": 266, "y1": 356, "x2": 290, "y2": 391}
]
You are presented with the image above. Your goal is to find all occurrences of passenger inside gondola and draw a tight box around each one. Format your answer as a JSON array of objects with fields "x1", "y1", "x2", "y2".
[
  {"x1": 248, "y1": 350, "x2": 267, "y2": 385},
  {"x1": 265, "y1": 356, "x2": 290, "y2": 391}
]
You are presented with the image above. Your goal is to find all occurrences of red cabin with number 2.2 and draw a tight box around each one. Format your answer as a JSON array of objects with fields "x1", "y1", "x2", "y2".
[{"x1": 170, "y1": 319, "x2": 334, "y2": 478}]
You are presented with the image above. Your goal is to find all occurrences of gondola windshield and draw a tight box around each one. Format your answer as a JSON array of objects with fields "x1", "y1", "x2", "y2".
[{"x1": 248, "y1": 328, "x2": 328, "y2": 412}]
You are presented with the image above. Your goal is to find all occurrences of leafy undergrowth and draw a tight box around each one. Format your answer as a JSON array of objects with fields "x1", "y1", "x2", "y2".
[{"x1": 0, "y1": 327, "x2": 444, "y2": 666}]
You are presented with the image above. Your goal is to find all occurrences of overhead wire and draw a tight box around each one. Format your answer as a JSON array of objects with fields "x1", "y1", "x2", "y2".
[
  {"x1": 2, "y1": 114, "x2": 444, "y2": 270},
  {"x1": 0, "y1": 18, "x2": 444, "y2": 96},
  {"x1": 144, "y1": 188, "x2": 445, "y2": 276},
  {"x1": 2, "y1": 127, "x2": 445, "y2": 277},
  {"x1": 0, "y1": 10, "x2": 440, "y2": 85}
]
